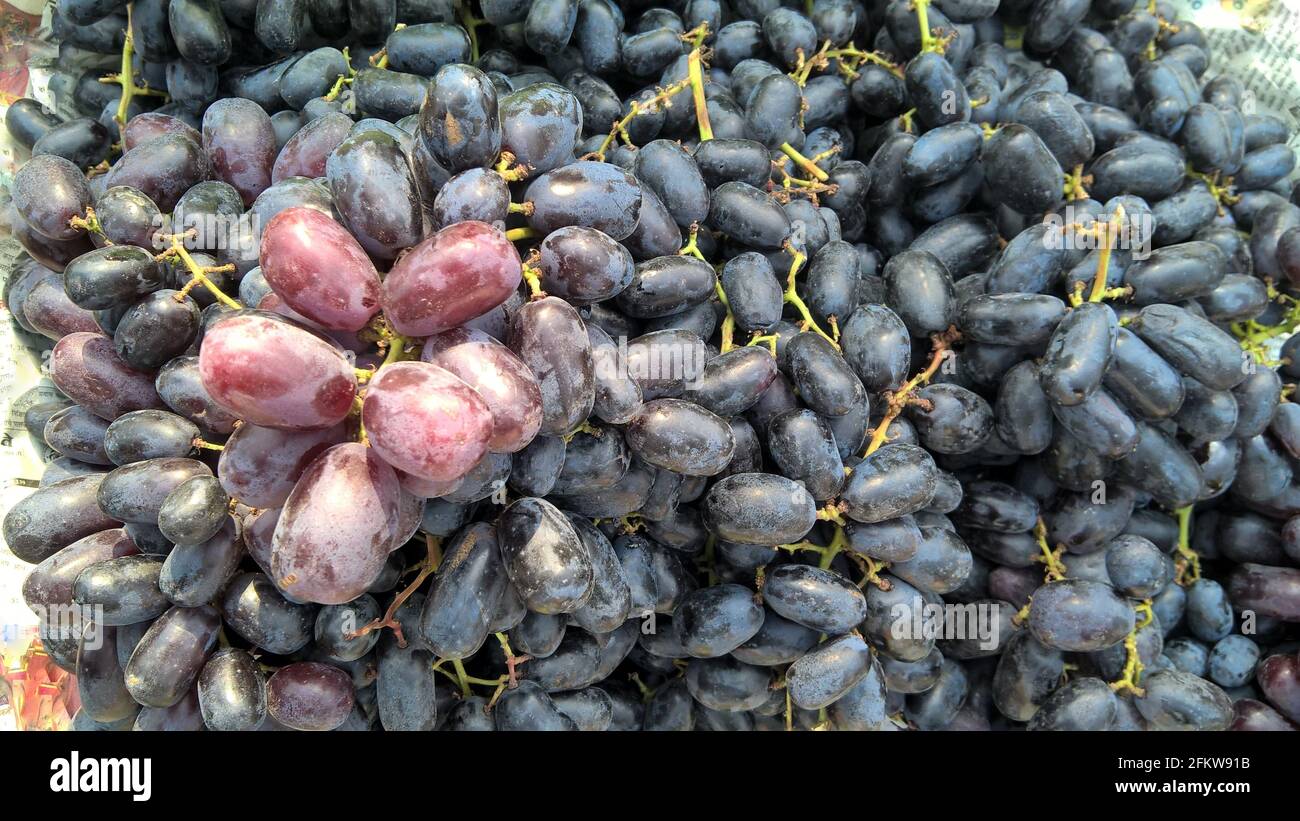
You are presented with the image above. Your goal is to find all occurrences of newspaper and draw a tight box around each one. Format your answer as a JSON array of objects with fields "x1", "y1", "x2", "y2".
[{"x1": 0, "y1": 1, "x2": 1299, "y2": 636}]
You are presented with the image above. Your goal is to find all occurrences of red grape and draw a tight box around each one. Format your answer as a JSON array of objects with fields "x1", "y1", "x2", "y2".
[
  {"x1": 198, "y1": 312, "x2": 358, "y2": 430},
  {"x1": 421, "y1": 327, "x2": 543, "y2": 453},
  {"x1": 50, "y1": 332, "x2": 165, "y2": 422},
  {"x1": 21, "y1": 275, "x2": 100, "y2": 340},
  {"x1": 266, "y1": 661, "x2": 355, "y2": 731},
  {"x1": 379, "y1": 220, "x2": 521, "y2": 336},
  {"x1": 361, "y1": 361, "x2": 493, "y2": 483},
  {"x1": 396, "y1": 470, "x2": 464, "y2": 500},
  {"x1": 271, "y1": 112, "x2": 352, "y2": 183},
  {"x1": 271, "y1": 442, "x2": 400, "y2": 604},
  {"x1": 218, "y1": 421, "x2": 347, "y2": 508},
  {"x1": 122, "y1": 112, "x2": 201, "y2": 152},
  {"x1": 259, "y1": 207, "x2": 382, "y2": 331}
]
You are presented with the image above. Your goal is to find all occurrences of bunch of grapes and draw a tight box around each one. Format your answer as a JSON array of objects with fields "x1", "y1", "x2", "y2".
[{"x1": 4, "y1": 0, "x2": 1300, "y2": 732}]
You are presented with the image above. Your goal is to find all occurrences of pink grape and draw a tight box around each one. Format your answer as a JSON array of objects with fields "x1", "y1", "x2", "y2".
[
  {"x1": 202, "y1": 98, "x2": 276, "y2": 206},
  {"x1": 271, "y1": 113, "x2": 352, "y2": 183},
  {"x1": 422, "y1": 327, "x2": 543, "y2": 453},
  {"x1": 122, "y1": 112, "x2": 202, "y2": 152},
  {"x1": 393, "y1": 489, "x2": 426, "y2": 552},
  {"x1": 218, "y1": 422, "x2": 347, "y2": 508},
  {"x1": 50, "y1": 332, "x2": 165, "y2": 422},
  {"x1": 379, "y1": 220, "x2": 521, "y2": 336},
  {"x1": 198, "y1": 312, "x2": 358, "y2": 430},
  {"x1": 396, "y1": 470, "x2": 464, "y2": 500},
  {"x1": 242, "y1": 507, "x2": 279, "y2": 576},
  {"x1": 259, "y1": 207, "x2": 382, "y2": 331},
  {"x1": 266, "y1": 661, "x2": 355, "y2": 731},
  {"x1": 22, "y1": 275, "x2": 100, "y2": 340},
  {"x1": 361, "y1": 361, "x2": 494, "y2": 484},
  {"x1": 271, "y1": 442, "x2": 400, "y2": 604}
]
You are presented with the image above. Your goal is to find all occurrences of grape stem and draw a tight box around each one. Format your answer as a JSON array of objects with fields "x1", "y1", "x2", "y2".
[
  {"x1": 845, "y1": 551, "x2": 892, "y2": 590},
  {"x1": 628, "y1": 672, "x2": 655, "y2": 702},
  {"x1": 157, "y1": 233, "x2": 243, "y2": 309},
  {"x1": 368, "y1": 23, "x2": 406, "y2": 69},
  {"x1": 911, "y1": 0, "x2": 950, "y2": 55},
  {"x1": 1062, "y1": 164, "x2": 1092, "y2": 200},
  {"x1": 1031, "y1": 516, "x2": 1068, "y2": 582},
  {"x1": 520, "y1": 254, "x2": 546, "y2": 300},
  {"x1": 323, "y1": 48, "x2": 356, "y2": 101},
  {"x1": 505, "y1": 226, "x2": 539, "y2": 242},
  {"x1": 1066, "y1": 204, "x2": 1131, "y2": 307},
  {"x1": 66, "y1": 206, "x2": 106, "y2": 241},
  {"x1": 782, "y1": 242, "x2": 839, "y2": 348},
  {"x1": 817, "y1": 524, "x2": 849, "y2": 570},
  {"x1": 343, "y1": 535, "x2": 442, "y2": 647},
  {"x1": 1173, "y1": 505, "x2": 1202, "y2": 585},
  {"x1": 680, "y1": 224, "x2": 739, "y2": 353},
  {"x1": 686, "y1": 40, "x2": 714, "y2": 143},
  {"x1": 1109, "y1": 600, "x2": 1154, "y2": 696},
  {"x1": 192, "y1": 437, "x2": 224, "y2": 451},
  {"x1": 494, "y1": 151, "x2": 531, "y2": 182},
  {"x1": 457, "y1": 1, "x2": 483, "y2": 63},
  {"x1": 100, "y1": 5, "x2": 169, "y2": 140},
  {"x1": 863, "y1": 326, "x2": 960, "y2": 457},
  {"x1": 589, "y1": 78, "x2": 692, "y2": 161},
  {"x1": 494, "y1": 632, "x2": 530, "y2": 688},
  {"x1": 789, "y1": 40, "x2": 904, "y2": 86},
  {"x1": 699, "y1": 535, "x2": 719, "y2": 586},
  {"x1": 778, "y1": 143, "x2": 830, "y2": 182},
  {"x1": 1232, "y1": 282, "x2": 1300, "y2": 365}
]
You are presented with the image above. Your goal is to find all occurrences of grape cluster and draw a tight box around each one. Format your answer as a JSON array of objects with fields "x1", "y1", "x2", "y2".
[{"x1": 5, "y1": 0, "x2": 1300, "y2": 732}]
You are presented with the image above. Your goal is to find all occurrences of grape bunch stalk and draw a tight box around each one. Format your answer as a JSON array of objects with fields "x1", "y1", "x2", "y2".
[{"x1": 4, "y1": 0, "x2": 1300, "y2": 733}]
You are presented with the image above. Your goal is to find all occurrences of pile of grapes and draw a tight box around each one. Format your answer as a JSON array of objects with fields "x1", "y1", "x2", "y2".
[{"x1": 4, "y1": 0, "x2": 1300, "y2": 732}]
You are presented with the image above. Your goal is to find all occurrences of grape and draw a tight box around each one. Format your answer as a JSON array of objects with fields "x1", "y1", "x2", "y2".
[
  {"x1": 102, "y1": 133, "x2": 210, "y2": 213},
  {"x1": 44, "y1": 406, "x2": 112, "y2": 465},
  {"x1": 315, "y1": 596, "x2": 382, "y2": 662},
  {"x1": 497, "y1": 83, "x2": 584, "y2": 177},
  {"x1": 72, "y1": 554, "x2": 170, "y2": 625},
  {"x1": 197, "y1": 648, "x2": 268, "y2": 731},
  {"x1": 159, "y1": 516, "x2": 242, "y2": 606},
  {"x1": 1135, "y1": 669, "x2": 1233, "y2": 731},
  {"x1": 376, "y1": 634, "x2": 439, "y2": 731},
  {"x1": 508, "y1": 296, "x2": 595, "y2": 436},
  {"x1": 218, "y1": 422, "x2": 346, "y2": 509},
  {"x1": 361, "y1": 361, "x2": 493, "y2": 483},
  {"x1": 614, "y1": 255, "x2": 717, "y2": 319},
  {"x1": 1028, "y1": 580, "x2": 1135, "y2": 652},
  {"x1": 494, "y1": 680, "x2": 578, "y2": 731},
  {"x1": 123, "y1": 604, "x2": 222, "y2": 708},
  {"x1": 1226, "y1": 564, "x2": 1300, "y2": 622},
  {"x1": 497, "y1": 497, "x2": 593, "y2": 614},
  {"x1": 271, "y1": 443, "x2": 401, "y2": 604},
  {"x1": 77, "y1": 623, "x2": 138, "y2": 723},
  {"x1": 4, "y1": 474, "x2": 123, "y2": 564},
  {"x1": 326, "y1": 129, "x2": 423, "y2": 260},
  {"x1": 786, "y1": 633, "x2": 873, "y2": 710},
  {"x1": 103, "y1": 409, "x2": 195, "y2": 466},
  {"x1": 420, "y1": 328, "x2": 543, "y2": 453},
  {"x1": 381, "y1": 221, "x2": 521, "y2": 336},
  {"x1": 259, "y1": 207, "x2": 382, "y2": 331},
  {"x1": 841, "y1": 444, "x2": 938, "y2": 524},
  {"x1": 220, "y1": 572, "x2": 316, "y2": 654},
  {"x1": 11, "y1": 154, "x2": 92, "y2": 241},
  {"x1": 266, "y1": 661, "x2": 355, "y2": 731},
  {"x1": 114, "y1": 290, "x2": 202, "y2": 370},
  {"x1": 417, "y1": 522, "x2": 503, "y2": 658},
  {"x1": 199, "y1": 311, "x2": 358, "y2": 430},
  {"x1": 97, "y1": 457, "x2": 212, "y2": 524},
  {"x1": 626, "y1": 399, "x2": 736, "y2": 476}
]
